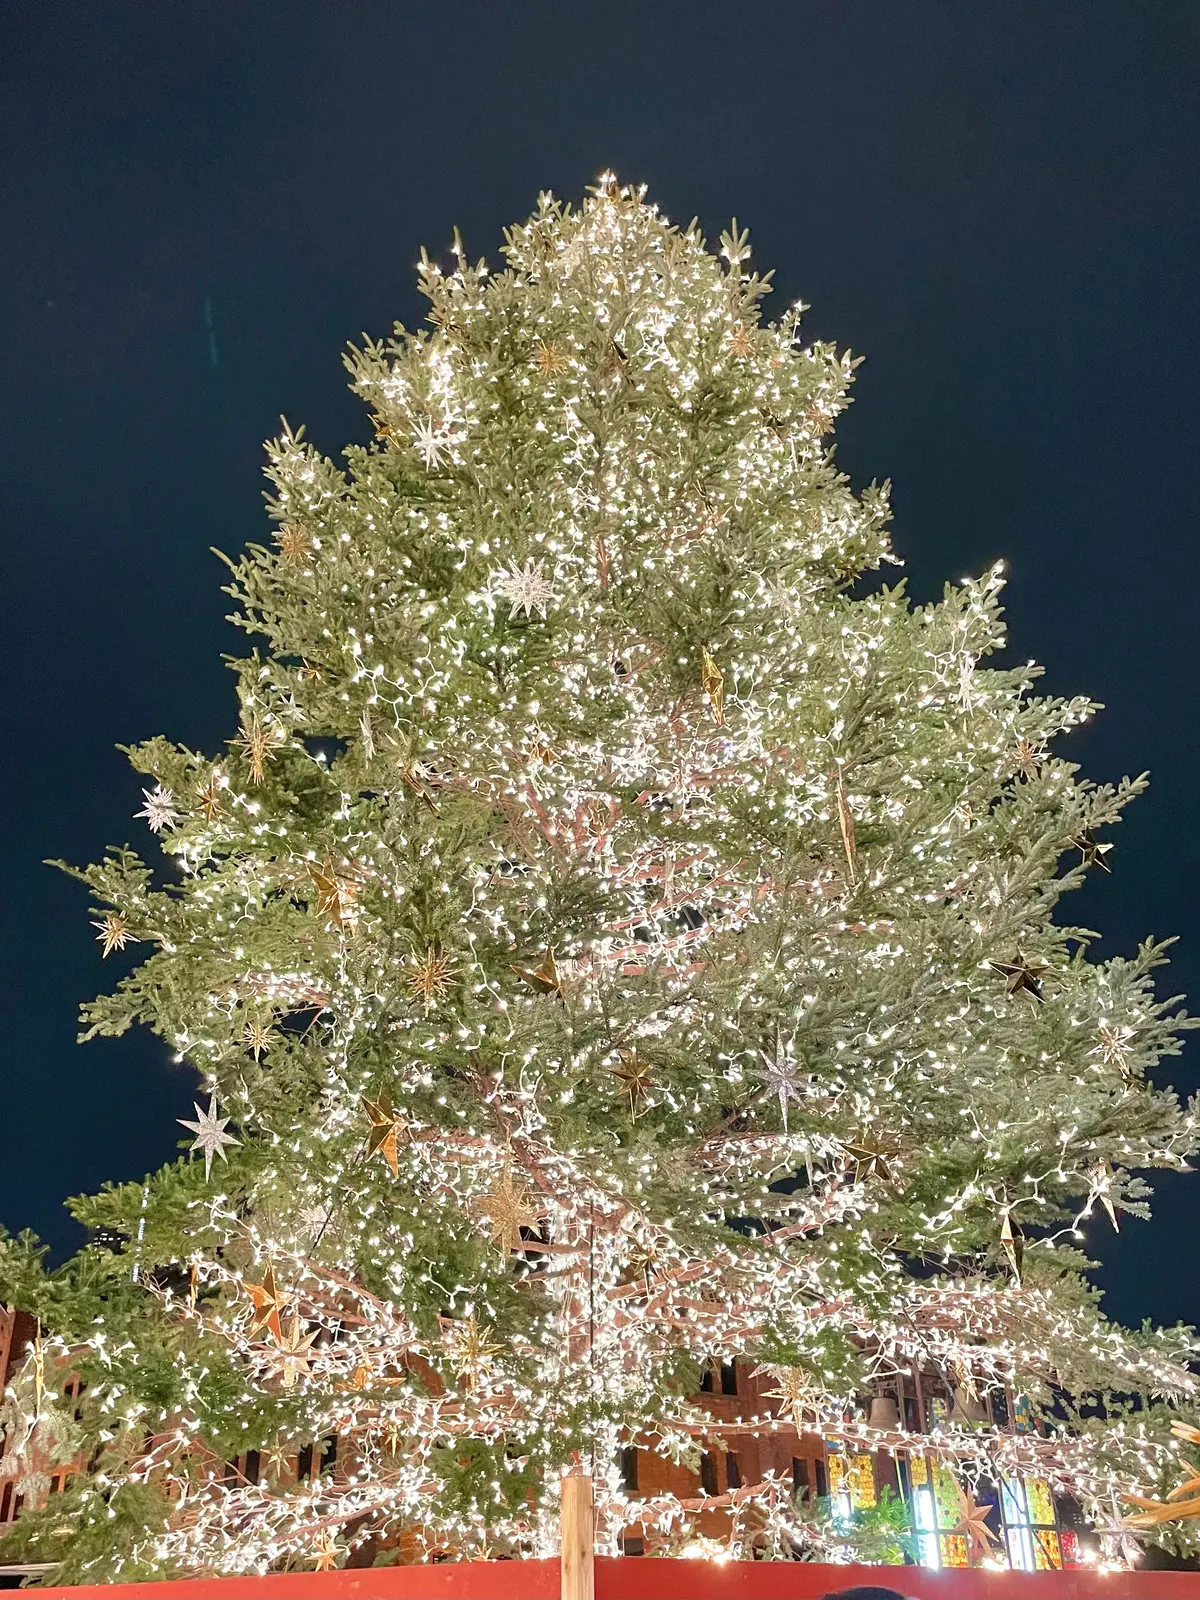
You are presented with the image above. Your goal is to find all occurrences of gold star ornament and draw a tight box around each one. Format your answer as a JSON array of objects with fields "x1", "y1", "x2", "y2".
[
  {"x1": 243, "y1": 1266, "x2": 286, "y2": 1343},
  {"x1": 363, "y1": 1094, "x2": 403, "y2": 1178},
  {"x1": 477, "y1": 1168, "x2": 541, "y2": 1254}
]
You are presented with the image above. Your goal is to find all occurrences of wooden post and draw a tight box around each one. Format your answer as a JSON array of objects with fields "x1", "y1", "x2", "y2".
[{"x1": 560, "y1": 1471, "x2": 595, "y2": 1600}]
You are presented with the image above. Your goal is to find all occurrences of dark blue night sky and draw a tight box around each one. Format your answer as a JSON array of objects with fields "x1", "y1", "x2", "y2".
[{"x1": 3, "y1": 1, "x2": 1199, "y2": 1331}]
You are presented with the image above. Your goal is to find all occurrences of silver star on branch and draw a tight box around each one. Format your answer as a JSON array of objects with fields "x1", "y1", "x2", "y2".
[
  {"x1": 178, "y1": 1095, "x2": 240, "y2": 1180},
  {"x1": 412, "y1": 418, "x2": 452, "y2": 469},
  {"x1": 493, "y1": 558, "x2": 555, "y2": 619},
  {"x1": 750, "y1": 1028, "x2": 812, "y2": 1132},
  {"x1": 135, "y1": 784, "x2": 180, "y2": 834}
]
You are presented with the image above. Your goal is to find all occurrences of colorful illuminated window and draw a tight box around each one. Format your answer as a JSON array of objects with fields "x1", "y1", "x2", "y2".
[
  {"x1": 1000, "y1": 1476, "x2": 1063, "y2": 1571},
  {"x1": 904, "y1": 1453, "x2": 971, "y2": 1568}
]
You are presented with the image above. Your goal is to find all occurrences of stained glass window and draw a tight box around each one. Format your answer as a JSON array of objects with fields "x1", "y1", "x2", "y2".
[{"x1": 1000, "y1": 1476, "x2": 1063, "y2": 1571}]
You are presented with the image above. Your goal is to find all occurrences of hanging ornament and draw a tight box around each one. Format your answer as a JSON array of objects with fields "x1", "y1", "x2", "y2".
[
  {"x1": 243, "y1": 1019, "x2": 275, "y2": 1061},
  {"x1": 243, "y1": 1266, "x2": 286, "y2": 1343},
  {"x1": 728, "y1": 325, "x2": 754, "y2": 360},
  {"x1": 750, "y1": 1028, "x2": 813, "y2": 1133},
  {"x1": 477, "y1": 1168, "x2": 541, "y2": 1254},
  {"x1": 762, "y1": 1365, "x2": 819, "y2": 1430},
  {"x1": 493, "y1": 558, "x2": 555, "y2": 619},
  {"x1": 445, "y1": 1314, "x2": 502, "y2": 1388},
  {"x1": 534, "y1": 338, "x2": 570, "y2": 377},
  {"x1": 362, "y1": 1095, "x2": 403, "y2": 1178},
  {"x1": 609, "y1": 1050, "x2": 654, "y2": 1115},
  {"x1": 1013, "y1": 738, "x2": 1044, "y2": 775},
  {"x1": 177, "y1": 1095, "x2": 240, "y2": 1180},
  {"x1": 1088, "y1": 1163, "x2": 1120, "y2": 1231},
  {"x1": 1071, "y1": 831, "x2": 1114, "y2": 874},
  {"x1": 264, "y1": 1316, "x2": 319, "y2": 1390},
  {"x1": 406, "y1": 946, "x2": 456, "y2": 1012},
  {"x1": 700, "y1": 647, "x2": 725, "y2": 725},
  {"x1": 990, "y1": 955, "x2": 1048, "y2": 1002},
  {"x1": 310, "y1": 1531, "x2": 342, "y2": 1572},
  {"x1": 512, "y1": 949, "x2": 565, "y2": 998},
  {"x1": 842, "y1": 1132, "x2": 901, "y2": 1186},
  {"x1": 274, "y1": 522, "x2": 312, "y2": 566},
  {"x1": 236, "y1": 713, "x2": 278, "y2": 785},
  {"x1": 834, "y1": 773, "x2": 857, "y2": 885},
  {"x1": 135, "y1": 784, "x2": 180, "y2": 834},
  {"x1": 93, "y1": 911, "x2": 132, "y2": 958},
  {"x1": 999, "y1": 1209, "x2": 1024, "y2": 1282},
  {"x1": 308, "y1": 859, "x2": 358, "y2": 929},
  {"x1": 953, "y1": 1483, "x2": 1000, "y2": 1561},
  {"x1": 196, "y1": 769, "x2": 226, "y2": 823}
]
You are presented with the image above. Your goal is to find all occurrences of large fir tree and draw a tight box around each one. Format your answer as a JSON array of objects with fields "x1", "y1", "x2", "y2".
[{"x1": 3, "y1": 175, "x2": 1200, "y2": 1578}]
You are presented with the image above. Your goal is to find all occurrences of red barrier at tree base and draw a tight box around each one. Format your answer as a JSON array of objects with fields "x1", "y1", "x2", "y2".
[{"x1": 27, "y1": 1560, "x2": 1200, "y2": 1599}]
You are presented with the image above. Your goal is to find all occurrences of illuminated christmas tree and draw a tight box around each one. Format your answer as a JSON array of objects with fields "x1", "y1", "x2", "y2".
[{"x1": 3, "y1": 175, "x2": 1199, "y2": 1578}]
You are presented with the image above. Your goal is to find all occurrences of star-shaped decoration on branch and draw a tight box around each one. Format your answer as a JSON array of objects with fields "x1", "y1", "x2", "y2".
[
  {"x1": 534, "y1": 338, "x2": 570, "y2": 376},
  {"x1": 445, "y1": 1314, "x2": 502, "y2": 1388},
  {"x1": 135, "y1": 784, "x2": 180, "y2": 834},
  {"x1": 413, "y1": 418, "x2": 453, "y2": 469},
  {"x1": 512, "y1": 949, "x2": 565, "y2": 998},
  {"x1": 761, "y1": 1365, "x2": 820, "y2": 1430},
  {"x1": 93, "y1": 911, "x2": 133, "y2": 958},
  {"x1": 406, "y1": 946, "x2": 456, "y2": 1012},
  {"x1": 1071, "y1": 830, "x2": 1114, "y2": 873},
  {"x1": 999, "y1": 1208, "x2": 1024, "y2": 1282},
  {"x1": 493, "y1": 558, "x2": 555, "y2": 620},
  {"x1": 177, "y1": 1095, "x2": 240, "y2": 1180},
  {"x1": 1088, "y1": 1162, "x2": 1120, "y2": 1231},
  {"x1": 700, "y1": 646, "x2": 725, "y2": 725},
  {"x1": 749, "y1": 1029, "x2": 813, "y2": 1133},
  {"x1": 953, "y1": 1484, "x2": 1000, "y2": 1562},
  {"x1": 310, "y1": 1531, "x2": 342, "y2": 1572},
  {"x1": 477, "y1": 1168, "x2": 541, "y2": 1254},
  {"x1": 308, "y1": 860, "x2": 358, "y2": 930},
  {"x1": 990, "y1": 954, "x2": 1048, "y2": 1002},
  {"x1": 196, "y1": 769, "x2": 226, "y2": 822},
  {"x1": 841, "y1": 1132, "x2": 902, "y2": 1186},
  {"x1": 274, "y1": 521, "x2": 312, "y2": 566},
  {"x1": 262, "y1": 1316, "x2": 319, "y2": 1390},
  {"x1": 236, "y1": 713, "x2": 279, "y2": 785},
  {"x1": 243, "y1": 1266, "x2": 286, "y2": 1343},
  {"x1": 363, "y1": 1094, "x2": 403, "y2": 1178},
  {"x1": 609, "y1": 1050, "x2": 654, "y2": 1116}
]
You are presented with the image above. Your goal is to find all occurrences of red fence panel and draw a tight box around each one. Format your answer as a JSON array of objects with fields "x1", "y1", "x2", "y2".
[{"x1": 29, "y1": 1559, "x2": 1200, "y2": 1599}]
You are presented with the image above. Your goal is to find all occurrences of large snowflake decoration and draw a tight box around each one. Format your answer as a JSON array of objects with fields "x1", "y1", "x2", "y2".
[
  {"x1": 135, "y1": 783, "x2": 180, "y2": 833},
  {"x1": 492, "y1": 558, "x2": 555, "y2": 619}
]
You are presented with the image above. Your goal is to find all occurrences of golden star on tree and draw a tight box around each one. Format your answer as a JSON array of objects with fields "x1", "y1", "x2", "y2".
[
  {"x1": 999, "y1": 1208, "x2": 1024, "y2": 1282},
  {"x1": 953, "y1": 1483, "x2": 1000, "y2": 1561},
  {"x1": 93, "y1": 911, "x2": 132, "y2": 958},
  {"x1": 1013, "y1": 738, "x2": 1044, "y2": 775},
  {"x1": 762, "y1": 1365, "x2": 820, "y2": 1429},
  {"x1": 406, "y1": 946, "x2": 455, "y2": 1012},
  {"x1": 842, "y1": 1132, "x2": 902, "y2": 1186},
  {"x1": 512, "y1": 949, "x2": 565, "y2": 998},
  {"x1": 700, "y1": 646, "x2": 725, "y2": 725},
  {"x1": 265, "y1": 1316, "x2": 319, "y2": 1390},
  {"x1": 533, "y1": 338, "x2": 570, "y2": 376},
  {"x1": 308, "y1": 859, "x2": 358, "y2": 929},
  {"x1": 236, "y1": 713, "x2": 281, "y2": 785},
  {"x1": 477, "y1": 1168, "x2": 541, "y2": 1254},
  {"x1": 609, "y1": 1050, "x2": 654, "y2": 1115},
  {"x1": 445, "y1": 1314, "x2": 502, "y2": 1388},
  {"x1": 990, "y1": 954, "x2": 1048, "y2": 1002},
  {"x1": 362, "y1": 1094, "x2": 402, "y2": 1178},
  {"x1": 243, "y1": 1019, "x2": 274, "y2": 1060},
  {"x1": 243, "y1": 1266, "x2": 286, "y2": 1343},
  {"x1": 196, "y1": 769, "x2": 225, "y2": 822},
  {"x1": 274, "y1": 522, "x2": 312, "y2": 566},
  {"x1": 310, "y1": 1531, "x2": 341, "y2": 1571},
  {"x1": 728, "y1": 325, "x2": 753, "y2": 360}
]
